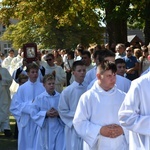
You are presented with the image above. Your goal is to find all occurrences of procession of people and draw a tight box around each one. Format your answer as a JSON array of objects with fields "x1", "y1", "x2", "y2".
[{"x1": 0, "y1": 42, "x2": 150, "y2": 150}]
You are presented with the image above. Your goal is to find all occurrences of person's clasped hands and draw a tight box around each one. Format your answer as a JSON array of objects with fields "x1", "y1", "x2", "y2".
[{"x1": 100, "y1": 124, "x2": 124, "y2": 138}]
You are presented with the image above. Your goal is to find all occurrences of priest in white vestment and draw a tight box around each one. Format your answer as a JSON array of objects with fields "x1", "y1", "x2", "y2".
[
  {"x1": 73, "y1": 61, "x2": 128, "y2": 150},
  {"x1": 9, "y1": 48, "x2": 23, "y2": 75},
  {"x1": 2, "y1": 49, "x2": 14, "y2": 72},
  {"x1": 10, "y1": 74, "x2": 28, "y2": 139},
  {"x1": 0, "y1": 64, "x2": 13, "y2": 135},
  {"x1": 45, "y1": 53, "x2": 66, "y2": 93},
  {"x1": 118, "y1": 72, "x2": 150, "y2": 150}
]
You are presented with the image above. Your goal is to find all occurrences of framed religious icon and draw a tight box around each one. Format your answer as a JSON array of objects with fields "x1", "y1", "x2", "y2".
[{"x1": 23, "y1": 43, "x2": 37, "y2": 63}]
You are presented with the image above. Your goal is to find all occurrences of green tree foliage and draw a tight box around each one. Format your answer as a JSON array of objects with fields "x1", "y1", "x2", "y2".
[
  {"x1": 128, "y1": 0, "x2": 150, "y2": 45},
  {"x1": 0, "y1": 0, "x2": 104, "y2": 49},
  {"x1": 91, "y1": 0, "x2": 150, "y2": 46},
  {"x1": 2, "y1": 0, "x2": 149, "y2": 48}
]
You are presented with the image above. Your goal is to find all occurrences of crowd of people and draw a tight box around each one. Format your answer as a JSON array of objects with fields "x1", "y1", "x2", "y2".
[{"x1": 0, "y1": 41, "x2": 150, "y2": 150}]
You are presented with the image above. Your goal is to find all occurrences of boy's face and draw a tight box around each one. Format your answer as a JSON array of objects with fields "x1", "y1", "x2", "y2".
[
  {"x1": 82, "y1": 54, "x2": 91, "y2": 66},
  {"x1": 27, "y1": 68, "x2": 39, "y2": 82},
  {"x1": 19, "y1": 78, "x2": 28, "y2": 86},
  {"x1": 116, "y1": 63, "x2": 126, "y2": 76},
  {"x1": 9, "y1": 51, "x2": 14, "y2": 58},
  {"x1": 97, "y1": 70, "x2": 116, "y2": 91},
  {"x1": 44, "y1": 79, "x2": 55, "y2": 94},
  {"x1": 73, "y1": 65, "x2": 86, "y2": 83}
]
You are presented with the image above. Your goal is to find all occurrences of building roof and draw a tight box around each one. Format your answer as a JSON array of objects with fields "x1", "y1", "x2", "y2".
[
  {"x1": 127, "y1": 35, "x2": 137, "y2": 42},
  {"x1": 127, "y1": 34, "x2": 144, "y2": 45},
  {"x1": 127, "y1": 28, "x2": 144, "y2": 42}
]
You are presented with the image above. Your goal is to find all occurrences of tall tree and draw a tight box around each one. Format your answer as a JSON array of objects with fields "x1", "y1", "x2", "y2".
[
  {"x1": 144, "y1": 1, "x2": 150, "y2": 45},
  {"x1": 128, "y1": 0, "x2": 150, "y2": 46},
  {"x1": 93, "y1": 0, "x2": 130, "y2": 46},
  {"x1": 0, "y1": 0, "x2": 104, "y2": 49}
]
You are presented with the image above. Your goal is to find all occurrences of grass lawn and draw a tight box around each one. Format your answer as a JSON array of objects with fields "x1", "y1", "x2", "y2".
[{"x1": 0, "y1": 115, "x2": 18, "y2": 150}]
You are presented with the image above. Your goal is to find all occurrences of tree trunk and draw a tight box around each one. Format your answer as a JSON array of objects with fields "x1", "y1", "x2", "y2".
[
  {"x1": 106, "y1": 18, "x2": 127, "y2": 45},
  {"x1": 144, "y1": 2, "x2": 150, "y2": 46},
  {"x1": 105, "y1": 0, "x2": 128, "y2": 47}
]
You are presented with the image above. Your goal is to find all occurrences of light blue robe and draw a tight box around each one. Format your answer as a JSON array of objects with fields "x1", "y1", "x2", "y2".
[
  {"x1": 14, "y1": 80, "x2": 45, "y2": 150},
  {"x1": 31, "y1": 91, "x2": 65, "y2": 150},
  {"x1": 87, "y1": 75, "x2": 131, "y2": 93},
  {"x1": 58, "y1": 81, "x2": 87, "y2": 150}
]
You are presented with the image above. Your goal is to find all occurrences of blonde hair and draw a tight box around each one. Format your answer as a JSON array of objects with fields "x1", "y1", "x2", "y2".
[
  {"x1": 43, "y1": 74, "x2": 55, "y2": 83},
  {"x1": 134, "y1": 48, "x2": 142, "y2": 59}
]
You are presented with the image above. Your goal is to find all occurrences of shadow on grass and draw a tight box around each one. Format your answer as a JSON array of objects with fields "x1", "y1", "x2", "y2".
[
  {"x1": 0, "y1": 116, "x2": 17, "y2": 150},
  {"x1": 0, "y1": 136, "x2": 17, "y2": 150}
]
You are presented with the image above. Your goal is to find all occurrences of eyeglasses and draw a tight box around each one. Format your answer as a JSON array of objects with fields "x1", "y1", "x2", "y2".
[
  {"x1": 46, "y1": 58, "x2": 52, "y2": 61},
  {"x1": 126, "y1": 50, "x2": 132, "y2": 52}
]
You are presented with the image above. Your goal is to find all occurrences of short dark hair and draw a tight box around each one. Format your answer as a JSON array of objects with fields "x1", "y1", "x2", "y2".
[
  {"x1": 93, "y1": 50, "x2": 101, "y2": 59},
  {"x1": 94, "y1": 44, "x2": 102, "y2": 51},
  {"x1": 98, "y1": 60, "x2": 117, "y2": 74},
  {"x1": 72, "y1": 60, "x2": 85, "y2": 71},
  {"x1": 26, "y1": 63, "x2": 39, "y2": 72},
  {"x1": 98, "y1": 50, "x2": 115, "y2": 63},
  {"x1": 115, "y1": 58, "x2": 126, "y2": 65},
  {"x1": 46, "y1": 53, "x2": 54, "y2": 59},
  {"x1": 41, "y1": 50, "x2": 45, "y2": 54},
  {"x1": 8, "y1": 49, "x2": 14, "y2": 53},
  {"x1": 67, "y1": 51, "x2": 74, "y2": 59},
  {"x1": 82, "y1": 50, "x2": 91, "y2": 58}
]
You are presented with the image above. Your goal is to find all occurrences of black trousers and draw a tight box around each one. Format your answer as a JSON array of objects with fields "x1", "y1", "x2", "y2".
[{"x1": 66, "y1": 71, "x2": 72, "y2": 86}]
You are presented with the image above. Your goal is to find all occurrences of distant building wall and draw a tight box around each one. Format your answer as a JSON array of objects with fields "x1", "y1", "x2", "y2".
[
  {"x1": 0, "y1": 19, "x2": 19, "y2": 56},
  {"x1": 0, "y1": 24, "x2": 12, "y2": 55}
]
